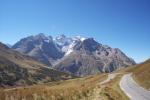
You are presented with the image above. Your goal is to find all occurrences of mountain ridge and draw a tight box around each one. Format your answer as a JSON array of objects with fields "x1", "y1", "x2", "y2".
[{"x1": 12, "y1": 33, "x2": 136, "y2": 76}]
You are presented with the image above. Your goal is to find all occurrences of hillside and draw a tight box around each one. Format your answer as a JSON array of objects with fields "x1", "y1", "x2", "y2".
[
  {"x1": 126, "y1": 59, "x2": 150, "y2": 89},
  {"x1": 0, "y1": 74, "x2": 107, "y2": 100},
  {"x1": 0, "y1": 71, "x2": 130, "y2": 100},
  {"x1": 0, "y1": 42, "x2": 74, "y2": 87}
]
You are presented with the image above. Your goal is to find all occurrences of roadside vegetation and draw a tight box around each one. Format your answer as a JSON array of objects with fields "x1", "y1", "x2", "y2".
[
  {"x1": 99, "y1": 73, "x2": 129, "y2": 100},
  {"x1": 124, "y1": 59, "x2": 150, "y2": 90},
  {"x1": 132, "y1": 59, "x2": 150, "y2": 90}
]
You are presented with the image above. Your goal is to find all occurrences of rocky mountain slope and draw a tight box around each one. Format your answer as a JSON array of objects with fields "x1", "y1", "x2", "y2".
[
  {"x1": 12, "y1": 34, "x2": 135, "y2": 76},
  {"x1": 12, "y1": 34, "x2": 85, "y2": 65},
  {"x1": 0, "y1": 42, "x2": 74, "y2": 87},
  {"x1": 12, "y1": 33, "x2": 63, "y2": 66},
  {"x1": 54, "y1": 38, "x2": 135, "y2": 76}
]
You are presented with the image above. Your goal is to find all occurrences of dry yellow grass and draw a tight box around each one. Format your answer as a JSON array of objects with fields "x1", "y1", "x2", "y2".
[{"x1": 0, "y1": 74, "x2": 107, "y2": 100}]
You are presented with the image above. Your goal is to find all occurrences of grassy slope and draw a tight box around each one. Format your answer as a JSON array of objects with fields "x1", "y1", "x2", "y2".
[
  {"x1": 0, "y1": 74, "x2": 106, "y2": 100},
  {"x1": 0, "y1": 42, "x2": 74, "y2": 87},
  {"x1": 131, "y1": 59, "x2": 150, "y2": 89}
]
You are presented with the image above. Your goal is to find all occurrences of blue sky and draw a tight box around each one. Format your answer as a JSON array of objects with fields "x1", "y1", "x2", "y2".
[{"x1": 0, "y1": 0, "x2": 150, "y2": 63}]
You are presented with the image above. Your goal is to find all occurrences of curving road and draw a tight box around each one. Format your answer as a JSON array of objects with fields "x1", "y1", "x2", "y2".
[
  {"x1": 120, "y1": 74, "x2": 150, "y2": 100},
  {"x1": 100, "y1": 73, "x2": 117, "y2": 85}
]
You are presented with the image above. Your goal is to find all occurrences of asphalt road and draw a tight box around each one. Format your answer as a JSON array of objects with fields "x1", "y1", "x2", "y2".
[{"x1": 120, "y1": 74, "x2": 150, "y2": 100}]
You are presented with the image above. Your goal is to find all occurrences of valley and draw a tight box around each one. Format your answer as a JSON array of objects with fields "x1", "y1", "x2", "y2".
[
  {"x1": 1, "y1": 59, "x2": 149, "y2": 100},
  {"x1": 1, "y1": 0, "x2": 150, "y2": 99},
  {"x1": 0, "y1": 34, "x2": 149, "y2": 100}
]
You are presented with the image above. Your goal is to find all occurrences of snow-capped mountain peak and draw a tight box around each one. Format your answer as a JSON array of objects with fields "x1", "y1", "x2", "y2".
[
  {"x1": 54, "y1": 34, "x2": 72, "y2": 46},
  {"x1": 54, "y1": 35, "x2": 87, "y2": 55},
  {"x1": 12, "y1": 33, "x2": 135, "y2": 76},
  {"x1": 73, "y1": 36, "x2": 86, "y2": 42}
]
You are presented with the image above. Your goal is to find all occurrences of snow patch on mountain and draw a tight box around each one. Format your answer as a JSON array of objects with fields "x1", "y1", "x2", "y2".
[
  {"x1": 65, "y1": 41, "x2": 77, "y2": 56},
  {"x1": 73, "y1": 36, "x2": 86, "y2": 42},
  {"x1": 54, "y1": 34, "x2": 87, "y2": 55}
]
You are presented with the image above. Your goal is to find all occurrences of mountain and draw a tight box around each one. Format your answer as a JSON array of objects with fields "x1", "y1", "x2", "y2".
[
  {"x1": 0, "y1": 42, "x2": 74, "y2": 87},
  {"x1": 12, "y1": 33, "x2": 63, "y2": 66},
  {"x1": 12, "y1": 34, "x2": 135, "y2": 76},
  {"x1": 54, "y1": 34, "x2": 86, "y2": 55},
  {"x1": 54, "y1": 34, "x2": 72, "y2": 47},
  {"x1": 54, "y1": 38, "x2": 136, "y2": 76},
  {"x1": 54, "y1": 34, "x2": 85, "y2": 47},
  {"x1": 12, "y1": 34, "x2": 86, "y2": 65},
  {"x1": 6, "y1": 43, "x2": 12, "y2": 48}
]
